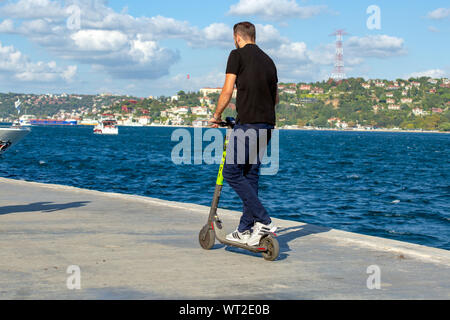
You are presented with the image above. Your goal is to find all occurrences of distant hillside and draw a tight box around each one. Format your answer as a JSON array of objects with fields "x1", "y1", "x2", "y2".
[
  {"x1": 275, "y1": 77, "x2": 450, "y2": 131},
  {"x1": 0, "y1": 93, "x2": 130, "y2": 119},
  {"x1": 1, "y1": 77, "x2": 449, "y2": 131}
]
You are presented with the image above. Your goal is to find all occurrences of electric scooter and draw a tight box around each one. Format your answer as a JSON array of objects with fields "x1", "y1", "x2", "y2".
[{"x1": 198, "y1": 117, "x2": 279, "y2": 261}]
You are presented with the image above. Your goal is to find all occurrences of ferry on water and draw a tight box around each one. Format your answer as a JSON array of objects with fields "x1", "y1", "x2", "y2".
[
  {"x1": 13, "y1": 115, "x2": 34, "y2": 127},
  {"x1": 93, "y1": 119, "x2": 118, "y2": 135}
]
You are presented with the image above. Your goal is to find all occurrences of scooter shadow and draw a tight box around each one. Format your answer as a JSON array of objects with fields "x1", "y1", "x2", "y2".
[
  {"x1": 217, "y1": 223, "x2": 331, "y2": 261},
  {"x1": 276, "y1": 224, "x2": 331, "y2": 261}
]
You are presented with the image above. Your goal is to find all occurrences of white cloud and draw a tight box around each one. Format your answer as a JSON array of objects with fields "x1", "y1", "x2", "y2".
[
  {"x1": 428, "y1": 26, "x2": 440, "y2": 33},
  {"x1": 0, "y1": 19, "x2": 13, "y2": 32},
  {"x1": 71, "y1": 30, "x2": 129, "y2": 51},
  {"x1": 129, "y1": 38, "x2": 161, "y2": 64},
  {"x1": 19, "y1": 19, "x2": 54, "y2": 34},
  {"x1": 0, "y1": 0, "x2": 411, "y2": 89},
  {"x1": 0, "y1": 1, "x2": 237, "y2": 79},
  {"x1": 138, "y1": 15, "x2": 194, "y2": 41},
  {"x1": 268, "y1": 42, "x2": 309, "y2": 63},
  {"x1": 1, "y1": 1, "x2": 306, "y2": 82},
  {"x1": 256, "y1": 24, "x2": 289, "y2": 49},
  {"x1": 307, "y1": 42, "x2": 365, "y2": 67},
  {"x1": 407, "y1": 69, "x2": 447, "y2": 79},
  {"x1": 0, "y1": 1, "x2": 184, "y2": 80},
  {"x1": 427, "y1": 8, "x2": 450, "y2": 20},
  {"x1": 265, "y1": 33, "x2": 407, "y2": 82},
  {"x1": 95, "y1": 46, "x2": 179, "y2": 80},
  {"x1": 228, "y1": 0, "x2": 327, "y2": 20},
  {"x1": 346, "y1": 35, "x2": 407, "y2": 58},
  {"x1": 62, "y1": 65, "x2": 77, "y2": 82},
  {"x1": 263, "y1": 39, "x2": 325, "y2": 82},
  {"x1": 182, "y1": 22, "x2": 233, "y2": 48},
  {"x1": 0, "y1": 0, "x2": 66, "y2": 19},
  {"x1": 0, "y1": 41, "x2": 76, "y2": 82},
  {"x1": 201, "y1": 23, "x2": 233, "y2": 47},
  {"x1": 307, "y1": 43, "x2": 335, "y2": 65},
  {"x1": 186, "y1": 23, "x2": 289, "y2": 49}
]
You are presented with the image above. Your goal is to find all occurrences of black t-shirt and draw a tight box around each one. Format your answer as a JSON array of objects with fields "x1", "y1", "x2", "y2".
[{"x1": 225, "y1": 44, "x2": 278, "y2": 125}]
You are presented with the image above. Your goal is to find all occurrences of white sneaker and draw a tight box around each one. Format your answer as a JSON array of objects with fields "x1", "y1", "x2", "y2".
[
  {"x1": 226, "y1": 229, "x2": 251, "y2": 244},
  {"x1": 247, "y1": 222, "x2": 277, "y2": 246}
]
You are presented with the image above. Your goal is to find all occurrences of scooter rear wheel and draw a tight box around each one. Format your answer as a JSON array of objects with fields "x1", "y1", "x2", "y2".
[
  {"x1": 199, "y1": 225, "x2": 215, "y2": 250},
  {"x1": 260, "y1": 235, "x2": 279, "y2": 261}
]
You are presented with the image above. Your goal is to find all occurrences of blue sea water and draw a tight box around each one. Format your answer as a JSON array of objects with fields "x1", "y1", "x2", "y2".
[{"x1": 1, "y1": 125, "x2": 449, "y2": 250}]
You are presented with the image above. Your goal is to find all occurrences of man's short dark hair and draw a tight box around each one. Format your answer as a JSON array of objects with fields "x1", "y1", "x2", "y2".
[{"x1": 233, "y1": 22, "x2": 256, "y2": 41}]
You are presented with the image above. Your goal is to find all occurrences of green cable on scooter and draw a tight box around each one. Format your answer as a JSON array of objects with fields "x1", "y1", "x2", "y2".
[{"x1": 215, "y1": 131, "x2": 228, "y2": 186}]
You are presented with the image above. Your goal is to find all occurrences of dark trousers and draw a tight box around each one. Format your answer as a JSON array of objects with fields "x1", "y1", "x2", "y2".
[{"x1": 222, "y1": 122, "x2": 274, "y2": 233}]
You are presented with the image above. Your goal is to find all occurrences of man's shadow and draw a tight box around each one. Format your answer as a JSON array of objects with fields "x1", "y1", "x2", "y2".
[
  {"x1": 222, "y1": 223, "x2": 331, "y2": 260},
  {"x1": 0, "y1": 201, "x2": 90, "y2": 215}
]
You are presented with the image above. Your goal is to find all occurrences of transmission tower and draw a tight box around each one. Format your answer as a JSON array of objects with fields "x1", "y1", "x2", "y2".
[{"x1": 330, "y1": 29, "x2": 348, "y2": 81}]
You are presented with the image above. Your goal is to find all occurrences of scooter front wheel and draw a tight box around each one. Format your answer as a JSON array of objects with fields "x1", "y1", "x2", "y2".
[
  {"x1": 199, "y1": 224, "x2": 215, "y2": 250},
  {"x1": 260, "y1": 235, "x2": 279, "y2": 261}
]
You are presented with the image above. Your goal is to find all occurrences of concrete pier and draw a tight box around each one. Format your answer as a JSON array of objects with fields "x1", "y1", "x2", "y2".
[{"x1": 0, "y1": 177, "x2": 449, "y2": 299}]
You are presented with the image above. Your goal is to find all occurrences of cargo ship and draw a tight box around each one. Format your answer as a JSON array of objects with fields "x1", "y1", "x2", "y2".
[
  {"x1": 12, "y1": 115, "x2": 78, "y2": 126},
  {"x1": 29, "y1": 119, "x2": 78, "y2": 126}
]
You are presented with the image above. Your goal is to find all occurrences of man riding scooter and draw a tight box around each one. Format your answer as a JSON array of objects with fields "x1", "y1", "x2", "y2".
[{"x1": 209, "y1": 21, "x2": 279, "y2": 247}]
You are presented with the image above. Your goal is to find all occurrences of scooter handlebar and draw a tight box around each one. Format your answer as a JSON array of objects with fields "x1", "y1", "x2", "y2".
[{"x1": 218, "y1": 117, "x2": 236, "y2": 128}]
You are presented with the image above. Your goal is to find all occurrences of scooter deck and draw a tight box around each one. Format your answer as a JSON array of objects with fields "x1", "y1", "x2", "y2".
[
  {"x1": 211, "y1": 220, "x2": 273, "y2": 253},
  {"x1": 217, "y1": 238, "x2": 270, "y2": 253}
]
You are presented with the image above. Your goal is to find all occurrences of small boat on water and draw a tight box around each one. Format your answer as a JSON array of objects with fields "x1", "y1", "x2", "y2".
[
  {"x1": 0, "y1": 126, "x2": 30, "y2": 155},
  {"x1": 93, "y1": 119, "x2": 118, "y2": 135}
]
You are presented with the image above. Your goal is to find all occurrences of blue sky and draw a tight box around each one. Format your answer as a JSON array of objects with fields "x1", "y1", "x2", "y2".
[{"x1": 0, "y1": 0, "x2": 449, "y2": 97}]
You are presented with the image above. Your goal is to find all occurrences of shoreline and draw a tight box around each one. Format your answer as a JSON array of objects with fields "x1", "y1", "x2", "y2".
[
  {"x1": 1, "y1": 122, "x2": 449, "y2": 133},
  {"x1": 113, "y1": 123, "x2": 450, "y2": 134},
  {"x1": 150, "y1": 124, "x2": 450, "y2": 134},
  {"x1": 279, "y1": 127, "x2": 450, "y2": 134}
]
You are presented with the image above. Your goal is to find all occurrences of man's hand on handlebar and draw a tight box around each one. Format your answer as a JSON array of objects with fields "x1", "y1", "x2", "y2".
[{"x1": 209, "y1": 113, "x2": 222, "y2": 128}]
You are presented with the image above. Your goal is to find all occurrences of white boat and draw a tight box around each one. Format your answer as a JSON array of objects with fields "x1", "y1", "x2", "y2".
[
  {"x1": 0, "y1": 126, "x2": 30, "y2": 154},
  {"x1": 93, "y1": 119, "x2": 118, "y2": 135}
]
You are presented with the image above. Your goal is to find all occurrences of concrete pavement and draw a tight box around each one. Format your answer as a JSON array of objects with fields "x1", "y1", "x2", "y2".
[{"x1": 0, "y1": 177, "x2": 449, "y2": 299}]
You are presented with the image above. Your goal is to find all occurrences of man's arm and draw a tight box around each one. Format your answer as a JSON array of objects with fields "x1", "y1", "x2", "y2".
[
  {"x1": 275, "y1": 88, "x2": 279, "y2": 105},
  {"x1": 209, "y1": 73, "x2": 237, "y2": 126}
]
